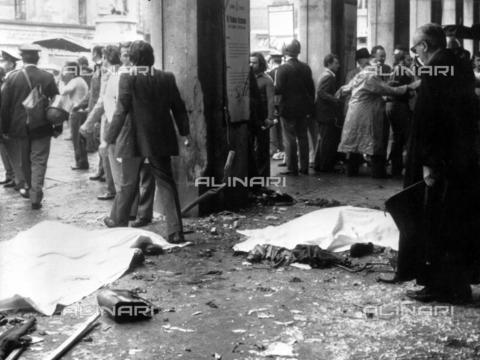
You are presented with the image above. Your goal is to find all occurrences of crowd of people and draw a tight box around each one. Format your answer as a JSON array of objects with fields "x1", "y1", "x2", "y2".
[
  {"x1": 250, "y1": 39, "x2": 423, "y2": 179},
  {"x1": 0, "y1": 40, "x2": 191, "y2": 243},
  {"x1": 2, "y1": 22, "x2": 480, "y2": 303},
  {"x1": 251, "y1": 23, "x2": 480, "y2": 304}
]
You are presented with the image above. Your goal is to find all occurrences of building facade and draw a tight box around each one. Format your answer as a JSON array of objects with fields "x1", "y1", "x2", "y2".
[{"x1": 0, "y1": 0, "x2": 150, "y2": 66}]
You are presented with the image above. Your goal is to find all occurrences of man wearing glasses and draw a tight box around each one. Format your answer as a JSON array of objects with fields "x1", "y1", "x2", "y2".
[{"x1": 387, "y1": 23, "x2": 480, "y2": 304}]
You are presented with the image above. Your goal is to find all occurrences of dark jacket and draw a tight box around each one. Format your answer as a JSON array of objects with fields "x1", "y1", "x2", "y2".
[
  {"x1": 405, "y1": 49, "x2": 479, "y2": 186},
  {"x1": 315, "y1": 70, "x2": 341, "y2": 125},
  {"x1": 87, "y1": 64, "x2": 102, "y2": 112},
  {"x1": 105, "y1": 69, "x2": 189, "y2": 158},
  {"x1": 0, "y1": 65, "x2": 59, "y2": 139},
  {"x1": 274, "y1": 58, "x2": 315, "y2": 119}
]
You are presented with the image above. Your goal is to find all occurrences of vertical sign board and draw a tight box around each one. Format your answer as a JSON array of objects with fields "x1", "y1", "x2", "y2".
[{"x1": 225, "y1": 0, "x2": 250, "y2": 123}]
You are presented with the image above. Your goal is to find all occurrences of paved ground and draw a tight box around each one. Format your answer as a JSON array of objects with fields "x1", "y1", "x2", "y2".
[{"x1": 1, "y1": 131, "x2": 480, "y2": 360}]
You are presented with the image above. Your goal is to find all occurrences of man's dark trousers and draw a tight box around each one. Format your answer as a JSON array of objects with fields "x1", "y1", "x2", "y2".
[
  {"x1": 70, "y1": 111, "x2": 89, "y2": 168},
  {"x1": 281, "y1": 116, "x2": 309, "y2": 173}
]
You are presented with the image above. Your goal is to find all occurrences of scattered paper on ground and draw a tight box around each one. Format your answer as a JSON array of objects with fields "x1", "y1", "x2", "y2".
[
  {"x1": 234, "y1": 206, "x2": 398, "y2": 253},
  {"x1": 0, "y1": 221, "x2": 186, "y2": 315}
]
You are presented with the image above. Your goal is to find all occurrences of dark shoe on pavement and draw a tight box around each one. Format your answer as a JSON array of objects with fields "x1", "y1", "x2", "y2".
[
  {"x1": 103, "y1": 217, "x2": 119, "y2": 228},
  {"x1": 130, "y1": 218, "x2": 152, "y2": 228},
  {"x1": 168, "y1": 232, "x2": 186, "y2": 244},
  {"x1": 3, "y1": 180, "x2": 15, "y2": 188},
  {"x1": 377, "y1": 274, "x2": 405, "y2": 284},
  {"x1": 19, "y1": 188, "x2": 30, "y2": 199},
  {"x1": 406, "y1": 287, "x2": 436, "y2": 303},
  {"x1": 97, "y1": 193, "x2": 115, "y2": 200},
  {"x1": 90, "y1": 174, "x2": 106, "y2": 182},
  {"x1": 31, "y1": 203, "x2": 42, "y2": 210},
  {"x1": 0, "y1": 178, "x2": 12, "y2": 185},
  {"x1": 71, "y1": 165, "x2": 89, "y2": 170},
  {"x1": 279, "y1": 170, "x2": 298, "y2": 176},
  {"x1": 278, "y1": 162, "x2": 287, "y2": 167}
]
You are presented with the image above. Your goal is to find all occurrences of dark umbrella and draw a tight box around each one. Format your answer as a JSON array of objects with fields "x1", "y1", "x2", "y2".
[{"x1": 33, "y1": 37, "x2": 90, "y2": 53}]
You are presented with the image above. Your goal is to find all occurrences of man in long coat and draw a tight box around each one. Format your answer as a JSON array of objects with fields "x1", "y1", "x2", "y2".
[{"x1": 385, "y1": 23, "x2": 480, "y2": 304}]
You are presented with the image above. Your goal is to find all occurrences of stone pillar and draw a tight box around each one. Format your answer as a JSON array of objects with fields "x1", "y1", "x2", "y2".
[
  {"x1": 368, "y1": 0, "x2": 395, "y2": 66},
  {"x1": 410, "y1": 0, "x2": 431, "y2": 45},
  {"x1": 464, "y1": 0, "x2": 474, "y2": 54},
  {"x1": 295, "y1": 0, "x2": 333, "y2": 83},
  {"x1": 442, "y1": 0, "x2": 456, "y2": 24},
  {"x1": 148, "y1": 0, "x2": 251, "y2": 216},
  {"x1": 86, "y1": 0, "x2": 98, "y2": 26}
]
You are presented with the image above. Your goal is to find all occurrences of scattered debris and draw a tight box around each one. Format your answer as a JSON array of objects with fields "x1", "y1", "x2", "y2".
[
  {"x1": 0, "y1": 317, "x2": 36, "y2": 360},
  {"x1": 162, "y1": 325, "x2": 195, "y2": 333},
  {"x1": 97, "y1": 289, "x2": 156, "y2": 322},
  {"x1": 204, "y1": 270, "x2": 223, "y2": 276},
  {"x1": 44, "y1": 311, "x2": 100, "y2": 360},
  {"x1": 254, "y1": 342, "x2": 296, "y2": 358},
  {"x1": 206, "y1": 301, "x2": 219, "y2": 309},
  {"x1": 232, "y1": 329, "x2": 247, "y2": 334},
  {"x1": 289, "y1": 277, "x2": 303, "y2": 283},
  {"x1": 213, "y1": 353, "x2": 222, "y2": 359},
  {"x1": 350, "y1": 242, "x2": 374, "y2": 258},
  {"x1": 304, "y1": 198, "x2": 343, "y2": 208},
  {"x1": 192, "y1": 311, "x2": 203, "y2": 316},
  {"x1": 265, "y1": 215, "x2": 279, "y2": 221}
]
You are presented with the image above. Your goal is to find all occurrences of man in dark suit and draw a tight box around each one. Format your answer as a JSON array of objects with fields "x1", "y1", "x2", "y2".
[
  {"x1": 105, "y1": 40, "x2": 191, "y2": 243},
  {"x1": 0, "y1": 50, "x2": 19, "y2": 187},
  {"x1": 274, "y1": 39, "x2": 315, "y2": 175},
  {"x1": 0, "y1": 44, "x2": 60, "y2": 209},
  {"x1": 385, "y1": 24, "x2": 480, "y2": 303},
  {"x1": 313, "y1": 54, "x2": 343, "y2": 172}
]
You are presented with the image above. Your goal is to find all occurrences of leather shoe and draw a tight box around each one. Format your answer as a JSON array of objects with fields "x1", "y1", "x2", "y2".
[
  {"x1": 3, "y1": 180, "x2": 15, "y2": 188},
  {"x1": 103, "y1": 217, "x2": 119, "y2": 228},
  {"x1": 168, "y1": 232, "x2": 186, "y2": 244},
  {"x1": 97, "y1": 193, "x2": 115, "y2": 200},
  {"x1": 406, "y1": 287, "x2": 436, "y2": 303},
  {"x1": 130, "y1": 218, "x2": 152, "y2": 228},
  {"x1": 71, "y1": 165, "x2": 89, "y2": 170},
  {"x1": 90, "y1": 174, "x2": 106, "y2": 182},
  {"x1": 31, "y1": 203, "x2": 42, "y2": 210},
  {"x1": 19, "y1": 188, "x2": 30, "y2": 199},
  {"x1": 0, "y1": 178, "x2": 12, "y2": 185},
  {"x1": 279, "y1": 170, "x2": 298, "y2": 176},
  {"x1": 278, "y1": 163, "x2": 287, "y2": 167}
]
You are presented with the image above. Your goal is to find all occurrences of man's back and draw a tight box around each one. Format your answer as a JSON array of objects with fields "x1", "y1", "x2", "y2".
[
  {"x1": 274, "y1": 58, "x2": 315, "y2": 119},
  {"x1": 1, "y1": 65, "x2": 58, "y2": 138}
]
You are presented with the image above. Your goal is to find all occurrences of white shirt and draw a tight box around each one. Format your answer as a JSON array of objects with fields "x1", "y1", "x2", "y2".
[{"x1": 61, "y1": 77, "x2": 89, "y2": 113}]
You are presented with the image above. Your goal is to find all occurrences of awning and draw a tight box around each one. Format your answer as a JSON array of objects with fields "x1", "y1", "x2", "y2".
[{"x1": 33, "y1": 36, "x2": 90, "y2": 53}]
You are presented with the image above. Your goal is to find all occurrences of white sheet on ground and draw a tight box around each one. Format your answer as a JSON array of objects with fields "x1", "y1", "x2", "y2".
[
  {"x1": 234, "y1": 206, "x2": 399, "y2": 253},
  {"x1": 0, "y1": 221, "x2": 185, "y2": 315}
]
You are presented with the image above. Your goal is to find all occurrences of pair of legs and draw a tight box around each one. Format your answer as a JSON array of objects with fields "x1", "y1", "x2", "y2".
[
  {"x1": 7, "y1": 136, "x2": 51, "y2": 206},
  {"x1": 314, "y1": 122, "x2": 342, "y2": 172},
  {"x1": 109, "y1": 156, "x2": 183, "y2": 238},
  {"x1": 0, "y1": 141, "x2": 14, "y2": 182},
  {"x1": 386, "y1": 101, "x2": 411, "y2": 176},
  {"x1": 70, "y1": 111, "x2": 89, "y2": 169},
  {"x1": 109, "y1": 157, "x2": 155, "y2": 226},
  {"x1": 281, "y1": 116, "x2": 309, "y2": 174}
]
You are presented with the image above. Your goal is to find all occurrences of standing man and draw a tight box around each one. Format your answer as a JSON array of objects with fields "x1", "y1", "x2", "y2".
[
  {"x1": 385, "y1": 47, "x2": 414, "y2": 177},
  {"x1": 87, "y1": 46, "x2": 105, "y2": 182},
  {"x1": 0, "y1": 50, "x2": 19, "y2": 187},
  {"x1": 0, "y1": 44, "x2": 60, "y2": 209},
  {"x1": 388, "y1": 24, "x2": 480, "y2": 304},
  {"x1": 250, "y1": 52, "x2": 274, "y2": 178},
  {"x1": 267, "y1": 54, "x2": 285, "y2": 162},
  {"x1": 371, "y1": 45, "x2": 392, "y2": 80},
  {"x1": 313, "y1": 54, "x2": 343, "y2": 172},
  {"x1": 274, "y1": 39, "x2": 315, "y2": 175},
  {"x1": 61, "y1": 61, "x2": 89, "y2": 171},
  {"x1": 105, "y1": 41, "x2": 191, "y2": 243}
]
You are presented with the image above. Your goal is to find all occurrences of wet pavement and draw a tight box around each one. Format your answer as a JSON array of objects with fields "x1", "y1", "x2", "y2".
[{"x1": 2, "y1": 131, "x2": 480, "y2": 360}]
